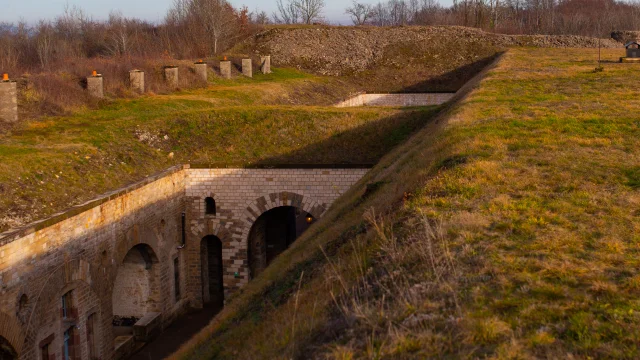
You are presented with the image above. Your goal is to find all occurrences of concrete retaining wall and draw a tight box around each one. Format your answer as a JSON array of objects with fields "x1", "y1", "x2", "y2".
[{"x1": 335, "y1": 93, "x2": 455, "y2": 107}]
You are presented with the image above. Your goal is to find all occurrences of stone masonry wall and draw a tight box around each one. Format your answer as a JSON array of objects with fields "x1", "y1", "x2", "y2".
[
  {"x1": 0, "y1": 167, "x2": 187, "y2": 360},
  {"x1": 0, "y1": 165, "x2": 369, "y2": 359},
  {"x1": 184, "y1": 167, "x2": 368, "y2": 305},
  {"x1": 335, "y1": 93, "x2": 455, "y2": 107}
]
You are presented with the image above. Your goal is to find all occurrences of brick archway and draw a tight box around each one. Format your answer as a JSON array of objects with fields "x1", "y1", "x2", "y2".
[
  {"x1": 244, "y1": 192, "x2": 325, "y2": 279},
  {"x1": 242, "y1": 191, "x2": 327, "y2": 228},
  {"x1": 0, "y1": 312, "x2": 23, "y2": 356}
]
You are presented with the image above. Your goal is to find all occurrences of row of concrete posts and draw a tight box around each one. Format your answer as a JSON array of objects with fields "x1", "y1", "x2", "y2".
[{"x1": 0, "y1": 56, "x2": 272, "y2": 123}]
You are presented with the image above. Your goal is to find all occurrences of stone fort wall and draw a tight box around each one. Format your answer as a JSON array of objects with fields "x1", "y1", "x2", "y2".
[
  {"x1": 0, "y1": 165, "x2": 368, "y2": 359},
  {"x1": 184, "y1": 167, "x2": 369, "y2": 304}
]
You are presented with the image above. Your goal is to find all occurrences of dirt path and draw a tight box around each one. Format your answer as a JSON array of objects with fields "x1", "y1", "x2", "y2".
[{"x1": 129, "y1": 305, "x2": 221, "y2": 360}]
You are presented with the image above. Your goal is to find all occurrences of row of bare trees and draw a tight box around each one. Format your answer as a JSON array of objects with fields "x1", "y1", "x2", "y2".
[
  {"x1": 345, "y1": 0, "x2": 640, "y2": 36},
  {"x1": 0, "y1": 0, "x2": 264, "y2": 73}
]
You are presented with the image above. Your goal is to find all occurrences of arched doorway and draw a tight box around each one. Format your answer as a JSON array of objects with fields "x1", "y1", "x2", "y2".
[
  {"x1": 248, "y1": 206, "x2": 314, "y2": 278},
  {"x1": 112, "y1": 244, "x2": 160, "y2": 335},
  {"x1": 0, "y1": 336, "x2": 16, "y2": 360},
  {"x1": 200, "y1": 236, "x2": 224, "y2": 310}
]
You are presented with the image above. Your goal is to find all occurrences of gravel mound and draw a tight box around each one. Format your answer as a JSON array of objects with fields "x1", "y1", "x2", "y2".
[{"x1": 246, "y1": 26, "x2": 621, "y2": 76}]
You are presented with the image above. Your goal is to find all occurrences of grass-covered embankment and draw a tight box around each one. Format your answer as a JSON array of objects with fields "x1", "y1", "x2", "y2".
[
  {"x1": 0, "y1": 68, "x2": 439, "y2": 233},
  {"x1": 172, "y1": 48, "x2": 640, "y2": 359}
]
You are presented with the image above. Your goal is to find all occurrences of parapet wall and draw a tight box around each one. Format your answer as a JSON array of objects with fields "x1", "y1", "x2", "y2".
[{"x1": 335, "y1": 93, "x2": 455, "y2": 107}]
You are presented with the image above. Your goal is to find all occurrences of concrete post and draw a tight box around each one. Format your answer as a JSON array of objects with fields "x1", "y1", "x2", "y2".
[
  {"x1": 129, "y1": 70, "x2": 145, "y2": 94},
  {"x1": 242, "y1": 59, "x2": 253, "y2": 78},
  {"x1": 260, "y1": 56, "x2": 272, "y2": 74},
  {"x1": 0, "y1": 74, "x2": 18, "y2": 123},
  {"x1": 220, "y1": 61, "x2": 232, "y2": 79},
  {"x1": 87, "y1": 72, "x2": 104, "y2": 98},
  {"x1": 194, "y1": 61, "x2": 208, "y2": 82},
  {"x1": 164, "y1": 66, "x2": 179, "y2": 89}
]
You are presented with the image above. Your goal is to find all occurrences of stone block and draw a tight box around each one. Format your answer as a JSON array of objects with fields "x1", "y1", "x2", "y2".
[
  {"x1": 260, "y1": 56, "x2": 272, "y2": 74},
  {"x1": 129, "y1": 70, "x2": 145, "y2": 94},
  {"x1": 195, "y1": 62, "x2": 208, "y2": 82},
  {"x1": 87, "y1": 76, "x2": 104, "y2": 98},
  {"x1": 164, "y1": 66, "x2": 179, "y2": 89},
  {"x1": 220, "y1": 61, "x2": 232, "y2": 79},
  {"x1": 133, "y1": 312, "x2": 162, "y2": 342},
  {"x1": 114, "y1": 335, "x2": 136, "y2": 360},
  {"x1": 0, "y1": 80, "x2": 18, "y2": 123},
  {"x1": 242, "y1": 59, "x2": 252, "y2": 78}
]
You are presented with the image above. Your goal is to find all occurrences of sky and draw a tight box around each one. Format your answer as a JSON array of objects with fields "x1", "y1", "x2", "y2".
[{"x1": 0, "y1": 0, "x2": 369, "y2": 25}]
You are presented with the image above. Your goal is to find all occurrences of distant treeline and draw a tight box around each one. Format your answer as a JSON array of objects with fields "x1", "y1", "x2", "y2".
[
  {"x1": 0, "y1": 0, "x2": 265, "y2": 73},
  {"x1": 2, "y1": 0, "x2": 636, "y2": 74},
  {"x1": 346, "y1": 0, "x2": 640, "y2": 36}
]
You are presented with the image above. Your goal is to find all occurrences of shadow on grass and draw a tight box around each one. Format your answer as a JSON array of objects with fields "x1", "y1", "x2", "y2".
[
  {"x1": 399, "y1": 54, "x2": 500, "y2": 93},
  {"x1": 186, "y1": 106, "x2": 442, "y2": 168}
]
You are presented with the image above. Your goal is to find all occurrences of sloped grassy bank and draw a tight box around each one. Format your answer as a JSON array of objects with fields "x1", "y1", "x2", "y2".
[
  {"x1": 172, "y1": 48, "x2": 640, "y2": 359},
  {"x1": 0, "y1": 68, "x2": 438, "y2": 233}
]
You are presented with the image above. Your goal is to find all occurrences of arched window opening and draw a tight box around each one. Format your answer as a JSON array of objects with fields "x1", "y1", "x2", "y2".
[
  {"x1": 16, "y1": 294, "x2": 29, "y2": 323},
  {"x1": 205, "y1": 197, "x2": 216, "y2": 215},
  {"x1": 248, "y1": 206, "x2": 314, "y2": 279}
]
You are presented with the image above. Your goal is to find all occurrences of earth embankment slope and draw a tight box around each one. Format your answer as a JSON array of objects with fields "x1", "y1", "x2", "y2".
[
  {"x1": 237, "y1": 26, "x2": 620, "y2": 92},
  {"x1": 172, "y1": 47, "x2": 640, "y2": 359},
  {"x1": 0, "y1": 69, "x2": 440, "y2": 233}
]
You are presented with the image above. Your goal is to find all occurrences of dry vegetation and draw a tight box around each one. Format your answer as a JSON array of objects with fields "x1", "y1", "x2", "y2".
[{"x1": 171, "y1": 48, "x2": 640, "y2": 359}]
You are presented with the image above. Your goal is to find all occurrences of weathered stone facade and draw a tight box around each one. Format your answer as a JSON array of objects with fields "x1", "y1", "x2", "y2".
[
  {"x1": 184, "y1": 167, "x2": 368, "y2": 303},
  {"x1": 0, "y1": 165, "x2": 368, "y2": 359}
]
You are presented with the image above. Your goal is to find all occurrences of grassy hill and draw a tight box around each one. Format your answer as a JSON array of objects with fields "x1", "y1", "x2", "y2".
[
  {"x1": 170, "y1": 48, "x2": 640, "y2": 359},
  {"x1": 0, "y1": 69, "x2": 440, "y2": 233}
]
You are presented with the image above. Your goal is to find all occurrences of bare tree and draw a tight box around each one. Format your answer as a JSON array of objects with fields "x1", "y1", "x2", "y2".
[
  {"x1": 35, "y1": 21, "x2": 55, "y2": 69},
  {"x1": 345, "y1": 1, "x2": 374, "y2": 25},
  {"x1": 106, "y1": 12, "x2": 130, "y2": 56},
  {"x1": 296, "y1": 0, "x2": 326, "y2": 24},
  {"x1": 273, "y1": 0, "x2": 301, "y2": 24}
]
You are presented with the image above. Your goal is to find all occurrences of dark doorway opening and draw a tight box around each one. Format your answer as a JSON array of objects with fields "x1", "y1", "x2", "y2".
[
  {"x1": 0, "y1": 336, "x2": 16, "y2": 360},
  {"x1": 200, "y1": 236, "x2": 224, "y2": 310},
  {"x1": 248, "y1": 206, "x2": 314, "y2": 278}
]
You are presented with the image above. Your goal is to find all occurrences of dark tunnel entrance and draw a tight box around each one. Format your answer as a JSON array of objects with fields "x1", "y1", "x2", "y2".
[
  {"x1": 0, "y1": 336, "x2": 16, "y2": 360},
  {"x1": 200, "y1": 235, "x2": 225, "y2": 310},
  {"x1": 248, "y1": 206, "x2": 314, "y2": 278}
]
